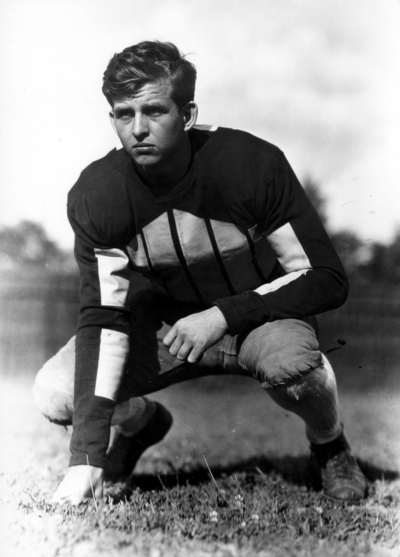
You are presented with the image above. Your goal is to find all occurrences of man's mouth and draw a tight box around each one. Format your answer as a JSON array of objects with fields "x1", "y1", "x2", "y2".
[{"x1": 132, "y1": 144, "x2": 154, "y2": 150}]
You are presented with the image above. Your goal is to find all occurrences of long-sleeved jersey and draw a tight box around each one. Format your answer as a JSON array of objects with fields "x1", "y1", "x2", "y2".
[{"x1": 67, "y1": 125, "x2": 348, "y2": 468}]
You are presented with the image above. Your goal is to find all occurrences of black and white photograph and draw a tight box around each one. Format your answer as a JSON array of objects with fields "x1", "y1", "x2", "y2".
[{"x1": 0, "y1": 1, "x2": 399, "y2": 556}]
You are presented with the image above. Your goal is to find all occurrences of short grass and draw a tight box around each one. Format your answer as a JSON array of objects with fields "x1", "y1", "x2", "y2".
[{"x1": 1, "y1": 369, "x2": 399, "y2": 557}]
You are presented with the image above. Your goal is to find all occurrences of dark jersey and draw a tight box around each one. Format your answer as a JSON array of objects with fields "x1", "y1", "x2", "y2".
[{"x1": 67, "y1": 126, "x2": 348, "y2": 468}]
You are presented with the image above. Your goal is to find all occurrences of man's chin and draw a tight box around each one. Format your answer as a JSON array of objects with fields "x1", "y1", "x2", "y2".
[{"x1": 130, "y1": 153, "x2": 160, "y2": 167}]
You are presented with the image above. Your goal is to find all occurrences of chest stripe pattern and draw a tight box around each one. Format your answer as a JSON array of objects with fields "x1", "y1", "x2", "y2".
[
  {"x1": 204, "y1": 218, "x2": 237, "y2": 296},
  {"x1": 167, "y1": 209, "x2": 206, "y2": 304},
  {"x1": 128, "y1": 209, "x2": 280, "y2": 304},
  {"x1": 243, "y1": 229, "x2": 267, "y2": 283},
  {"x1": 139, "y1": 231, "x2": 156, "y2": 274}
]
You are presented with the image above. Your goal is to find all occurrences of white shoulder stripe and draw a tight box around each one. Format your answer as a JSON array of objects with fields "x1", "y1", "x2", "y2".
[
  {"x1": 193, "y1": 124, "x2": 218, "y2": 132},
  {"x1": 255, "y1": 269, "x2": 309, "y2": 296},
  {"x1": 267, "y1": 223, "x2": 311, "y2": 272},
  {"x1": 94, "y1": 329, "x2": 129, "y2": 401},
  {"x1": 95, "y1": 248, "x2": 130, "y2": 307}
]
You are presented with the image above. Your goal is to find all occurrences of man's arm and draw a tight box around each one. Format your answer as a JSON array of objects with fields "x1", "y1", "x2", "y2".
[
  {"x1": 212, "y1": 152, "x2": 349, "y2": 337},
  {"x1": 69, "y1": 236, "x2": 131, "y2": 469},
  {"x1": 52, "y1": 185, "x2": 133, "y2": 504},
  {"x1": 53, "y1": 238, "x2": 131, "y2": 504}
]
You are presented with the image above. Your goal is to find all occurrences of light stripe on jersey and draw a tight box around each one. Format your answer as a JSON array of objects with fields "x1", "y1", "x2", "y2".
[
  {"x1": 94, "y1": 248, "x2": 130, "y2": 306},
  {"x1": 193, "y1": 125, "x2": 218, "y2": 132},
  {"x1": 266, "y1": 223, "x2": 311, "y2": 272},
  {"x1": 94, "y1": 329, "x2": 129, "y2": 401},
  {"x1": 255, "y1": 269, "x2": 309, "y2": 296}
]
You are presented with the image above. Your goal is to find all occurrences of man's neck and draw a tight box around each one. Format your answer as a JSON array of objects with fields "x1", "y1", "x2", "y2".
[{"x1": 134, "y1": 139, "x2": 192, "y2": 197}]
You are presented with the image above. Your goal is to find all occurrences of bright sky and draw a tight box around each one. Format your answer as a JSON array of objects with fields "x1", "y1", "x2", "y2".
[{"x1": 0, "y1": 0, "x2": 399, "y2": 248}]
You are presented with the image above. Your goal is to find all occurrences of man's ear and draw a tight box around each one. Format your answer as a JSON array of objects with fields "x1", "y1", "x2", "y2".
[
  {"x1": 109, "y1": 111, "x2": 118, "y2": 135},
  {"x1": 182, "y1": 101, "x2": 198, "y2": 131}
]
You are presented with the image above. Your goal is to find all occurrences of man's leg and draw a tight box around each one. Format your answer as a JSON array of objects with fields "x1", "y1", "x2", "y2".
[
  {"x1": 33, "y1": 335, "x2": 172, "y2": 479},
  {"x1": 237, "y1": 318, "x2": 367, "y2": 502},
  {"x1": 33, "y1": 336, "x2": 158, "y2": 430},
  {"x1": 33, "y1": 336, "x2": 76, "y2": 427}
]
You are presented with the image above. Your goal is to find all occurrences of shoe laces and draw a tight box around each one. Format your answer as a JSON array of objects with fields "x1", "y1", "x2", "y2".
[{"x1": 326, "y1": 451, "x2": 358, "y2": 479}]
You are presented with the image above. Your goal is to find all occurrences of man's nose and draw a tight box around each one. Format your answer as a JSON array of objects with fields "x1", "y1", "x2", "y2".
[{"x1": 132, "y1": 115, "x2": 149, "y2": 139}]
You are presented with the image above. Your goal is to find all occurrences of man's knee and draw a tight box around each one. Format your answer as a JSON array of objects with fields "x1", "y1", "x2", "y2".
[
  {"x1": 33, "y1": 367, "x2": 73, "y2": 425},
  {"x1": 238, "y1": 318, "x2": 322, "y2": 389},
  {"x1": 33, "y1": 337, "x2": 75, "y2": 425}
]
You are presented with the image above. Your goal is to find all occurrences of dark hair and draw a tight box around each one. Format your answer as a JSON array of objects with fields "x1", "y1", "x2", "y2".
[{"x1": 102, "y1": 41, "x2": 197, "y2": 109}]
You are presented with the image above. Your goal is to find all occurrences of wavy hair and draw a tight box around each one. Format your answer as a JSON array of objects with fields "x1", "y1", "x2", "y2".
[{"x1": 102, "y1": 41, "x2": 197, "y2": 109}]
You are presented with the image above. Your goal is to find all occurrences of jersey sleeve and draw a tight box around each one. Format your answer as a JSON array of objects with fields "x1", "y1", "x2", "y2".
[
  {"x1": 215, "y1": 152, "x2": 349, "y2": 335},
  {"x1": 67, "y1": 188, "x2": 132, "y2": 469}
]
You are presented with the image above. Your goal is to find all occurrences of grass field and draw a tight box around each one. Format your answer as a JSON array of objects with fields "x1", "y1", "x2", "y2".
[{"x1": 1, "y1": 360, "x2": 399, "y2": 557}]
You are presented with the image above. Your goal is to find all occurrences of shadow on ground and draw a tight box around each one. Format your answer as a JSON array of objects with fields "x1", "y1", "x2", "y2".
[{"x1": 108, "y1": 454, "x2": 399, "y2": 502}]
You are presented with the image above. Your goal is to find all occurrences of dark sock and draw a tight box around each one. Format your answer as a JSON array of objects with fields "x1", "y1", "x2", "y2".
[{"x1": 310, "y1": 432, "x2": 350, "y2": 466}]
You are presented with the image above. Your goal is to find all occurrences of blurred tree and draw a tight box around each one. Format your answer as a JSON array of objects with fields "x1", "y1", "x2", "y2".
[
  {"x1": 303, "y1": 179, "x2": 400, "y2": 286},
  {"x1": 362, "y1": 230, "x2": 400, "y2": 285},
  {"x1": 0, "y1": 221, "x2": 76, "y2": 273},
  {"x1": 330, "y1": 231, "x2": 369, "y2": 280}
]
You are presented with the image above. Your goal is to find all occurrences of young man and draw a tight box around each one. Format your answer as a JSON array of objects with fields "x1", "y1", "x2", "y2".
[{"x1": 34, "y1": 41, "x2": 367, "y2": 505}]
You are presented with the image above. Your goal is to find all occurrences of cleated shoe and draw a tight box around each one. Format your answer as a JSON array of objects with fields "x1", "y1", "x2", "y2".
[
  {"x1": 311, "y1": 433, "x2": 367, "y2": 503},
  {"x1": 105, "y1": 402, "x2": 173, "y2": 482}
]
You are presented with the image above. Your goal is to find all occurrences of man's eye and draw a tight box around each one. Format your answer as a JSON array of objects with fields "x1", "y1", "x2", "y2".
[
  {"x1": 115, "y1": 111, "x2": 133, "y2": 120},
  {"x1": 147, "y1": 108, "x2": 164, "y2": 117}
]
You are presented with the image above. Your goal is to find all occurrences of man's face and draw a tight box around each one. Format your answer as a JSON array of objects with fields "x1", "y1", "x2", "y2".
[{"x1": 109, "y1": 80, "x2": 192, "y2": 172}]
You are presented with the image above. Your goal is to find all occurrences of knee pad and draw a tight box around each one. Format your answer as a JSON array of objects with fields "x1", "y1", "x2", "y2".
[
  {"x1": 264, "y1": 354, "x2": 337, "y2": 400},
  {"x1": 258, "y1": 347, "x2": 323, "y2": 390},
  {"x1": 238, "y1": 319, "x2": 322, "y2": 389}
]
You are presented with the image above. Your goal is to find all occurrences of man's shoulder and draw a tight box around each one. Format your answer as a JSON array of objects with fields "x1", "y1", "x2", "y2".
[
  {"x1": 67, "y1": 148, "x2": 134, "y2": 245},
  {"x1": 68, "y1": 148, "x2": 128, "y2": 206},
  {"x1": 191, "y1": 125, "x2": 283, "y2": 162},
  {"x1": 190, "y1": 126, "x2": 284, "y2": 187},
  {"x1": 85, "y1": 146, "x2": 127, "y2": 170}
]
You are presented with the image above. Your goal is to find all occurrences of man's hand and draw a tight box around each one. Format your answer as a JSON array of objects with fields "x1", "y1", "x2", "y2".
[
  {"x1": 52, "y1": 465, "x2": 104, "y2": 506},
  {"x1": 163, "y1": 306, "x2": 228, "y2": 364}
]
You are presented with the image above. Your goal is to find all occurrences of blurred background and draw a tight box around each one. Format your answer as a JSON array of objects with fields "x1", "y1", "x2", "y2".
[{"x1": 0, "y1": 0, "x2": 399, "y2": 396}]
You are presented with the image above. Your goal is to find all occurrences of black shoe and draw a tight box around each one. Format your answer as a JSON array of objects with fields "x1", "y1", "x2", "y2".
[
  {"x1": 310, "y1": 433, "x2": 367, "y2": 503},
  {"x1": 105, "y1": 402, "x2": 173, "y2": 482}
]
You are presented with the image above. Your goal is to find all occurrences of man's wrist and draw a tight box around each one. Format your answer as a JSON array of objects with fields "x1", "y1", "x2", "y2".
[
  {"x1": 213, "y1": 298, "x2": 242, "y2": 335},
  {"x1": 70, "y1": 398, "x2": 115, "y2": 470},
  {"x1": 209, "y1": 305, "x2": 228, "y2": 330},
  {"x1": 214, "y1": 291, "x2": 271, "y2": 336}
]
